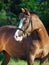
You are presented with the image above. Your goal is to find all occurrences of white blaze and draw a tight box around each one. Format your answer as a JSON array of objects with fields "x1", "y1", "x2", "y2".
[
  {"x1": 19, "y1": 19, "x2": 24, "y2": 28},
  {"x1": 14, "y1": 19, "x2": 24, "y2": 41}
]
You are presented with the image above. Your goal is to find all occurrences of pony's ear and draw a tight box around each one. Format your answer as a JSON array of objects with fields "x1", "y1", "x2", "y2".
[
  {"x1": 24, "y1": 8, "x2": 30, "y2": 16},
  {"x1": 21, "y1": 8, "x2": 30, "y2": 16},
  {"x1": 24, "y1": 8, "x2": 28, "y2": 12},
  {"x1": 21, "y1": 8, "x2": 25, "y2": 12},
  {"x1": 27, "y1": 11, "x2": 30, "y2": 16}
]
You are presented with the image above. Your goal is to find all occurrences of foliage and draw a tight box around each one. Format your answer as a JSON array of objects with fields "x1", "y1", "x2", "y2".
[
  {"x1": 0, "y1": 0, "x2": 49, "y2": 64},
  {"x1": 0, "y1": 0, "x2": 49, "y2": 33}
]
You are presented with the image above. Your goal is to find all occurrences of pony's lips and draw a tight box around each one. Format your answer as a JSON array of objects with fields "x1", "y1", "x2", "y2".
[{"x1": 14, "y1": 35, "x2": 23, "y2": 41}]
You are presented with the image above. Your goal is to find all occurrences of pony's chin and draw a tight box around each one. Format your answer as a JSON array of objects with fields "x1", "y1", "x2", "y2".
[{"x1": 14, "y1": 36, "x2": 23, "y2": 41}]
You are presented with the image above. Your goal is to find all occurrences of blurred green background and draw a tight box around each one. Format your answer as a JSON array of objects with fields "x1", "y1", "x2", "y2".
[
  {"x1": 0, "y1": 0, "x2": 49, "y2": 34},
  {"x1": 0, "y1": 0, "x2": 49, "y2": 65}
]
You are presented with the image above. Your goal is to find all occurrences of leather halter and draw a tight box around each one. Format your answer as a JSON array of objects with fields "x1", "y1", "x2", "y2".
[{"x1": 17, "y1": 15, "x2": 32, "y2": 36}]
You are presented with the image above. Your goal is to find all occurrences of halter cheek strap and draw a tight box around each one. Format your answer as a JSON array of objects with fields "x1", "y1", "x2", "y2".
[
  {"x1": 16, "y1": 15, "x2": 32, "y2": 36},
  {"x1": 24, "y1": 16, "x2": 32, "y2": 31},
  {"x1": 23, "y1": 15, "x2": 32, "y2": 34}
]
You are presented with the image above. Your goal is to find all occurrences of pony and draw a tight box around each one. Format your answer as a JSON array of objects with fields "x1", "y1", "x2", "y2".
[
  {"x1": 14, "y1": 8, "x2": 49, "y2": 65},
  {"x1": 0, "y1": 8, "x2": 49, "y2": 65}
]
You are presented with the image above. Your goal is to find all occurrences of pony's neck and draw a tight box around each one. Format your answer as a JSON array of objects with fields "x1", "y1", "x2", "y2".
[
  {"x1": 37, "y1": 25, "x2": 48, "y2": 43},
  {"x1": 32, "y1": 14, "x2": 48, "y2": 43}
]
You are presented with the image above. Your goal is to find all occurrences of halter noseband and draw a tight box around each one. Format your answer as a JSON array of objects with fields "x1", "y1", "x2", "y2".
[{"x1": 17, "y1": 15, "x2": 32, "y2": 36}]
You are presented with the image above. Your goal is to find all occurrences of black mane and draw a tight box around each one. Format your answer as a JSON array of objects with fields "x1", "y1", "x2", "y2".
[{"x1": 30, "y1": 11, "x2": 38, "y2": 15}]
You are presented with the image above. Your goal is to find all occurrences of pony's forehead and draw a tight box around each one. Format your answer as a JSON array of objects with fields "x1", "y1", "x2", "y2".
[{"x1": 19, "y1": 13, "x2": 30, "y2": 19}]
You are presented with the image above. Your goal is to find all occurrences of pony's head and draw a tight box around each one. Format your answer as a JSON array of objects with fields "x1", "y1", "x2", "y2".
[{"x1": 14, "y1": 8, "x2": 42, "y2": 41}]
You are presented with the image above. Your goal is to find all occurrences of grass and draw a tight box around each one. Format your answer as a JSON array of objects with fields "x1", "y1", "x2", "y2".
[
  {"x1": 8, "y1": 59, "x2": 49, "y2": 65},
  {"x1": 0, "y1": 53, "x2": 49, "y2": 65}
]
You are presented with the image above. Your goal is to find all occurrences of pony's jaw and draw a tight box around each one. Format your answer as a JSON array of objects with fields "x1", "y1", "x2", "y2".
[
  {"x1": 14, "y1": 19, "x2": 24, "y2": 41},
  {"x1": 14, "y1": 34, "x2": 23, "y2": 41}
]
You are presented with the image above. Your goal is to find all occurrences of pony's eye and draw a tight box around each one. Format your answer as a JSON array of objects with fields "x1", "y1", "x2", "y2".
[{"x1": 23, "y1": 21, "x2": 26, "y2": 25}]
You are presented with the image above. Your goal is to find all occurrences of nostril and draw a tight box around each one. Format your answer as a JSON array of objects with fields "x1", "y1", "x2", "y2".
[{"x1": 16, "y1": 36, "x2": 17, "y2": 38}]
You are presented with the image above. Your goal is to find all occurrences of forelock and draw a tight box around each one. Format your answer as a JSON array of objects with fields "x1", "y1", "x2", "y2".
[{"x1": 19, "y1": 13, "x2": 28, "y2": 19}]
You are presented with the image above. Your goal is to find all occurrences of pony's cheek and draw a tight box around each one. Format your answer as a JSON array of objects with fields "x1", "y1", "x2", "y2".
[{"x1": 14, "y1": 35, "x2": 23, "y2": 41}]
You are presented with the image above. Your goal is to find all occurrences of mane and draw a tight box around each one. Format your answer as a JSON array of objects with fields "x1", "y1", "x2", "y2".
[{"x1": 30, "y1": 11, "x2": 38, "y2": 15}]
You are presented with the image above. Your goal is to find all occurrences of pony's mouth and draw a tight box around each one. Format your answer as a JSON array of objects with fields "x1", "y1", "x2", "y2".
[{"x1": 14, "y1": 35, "x2": 23, "y2": 41}]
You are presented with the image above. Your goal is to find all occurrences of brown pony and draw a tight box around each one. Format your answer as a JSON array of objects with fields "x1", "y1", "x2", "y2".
[
  {"x1": 14, "y1": 8, "x2": 49, "y2": 65},
  {"x1": 0, "y1": 8, "x2": 49, "y2": 65}
]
